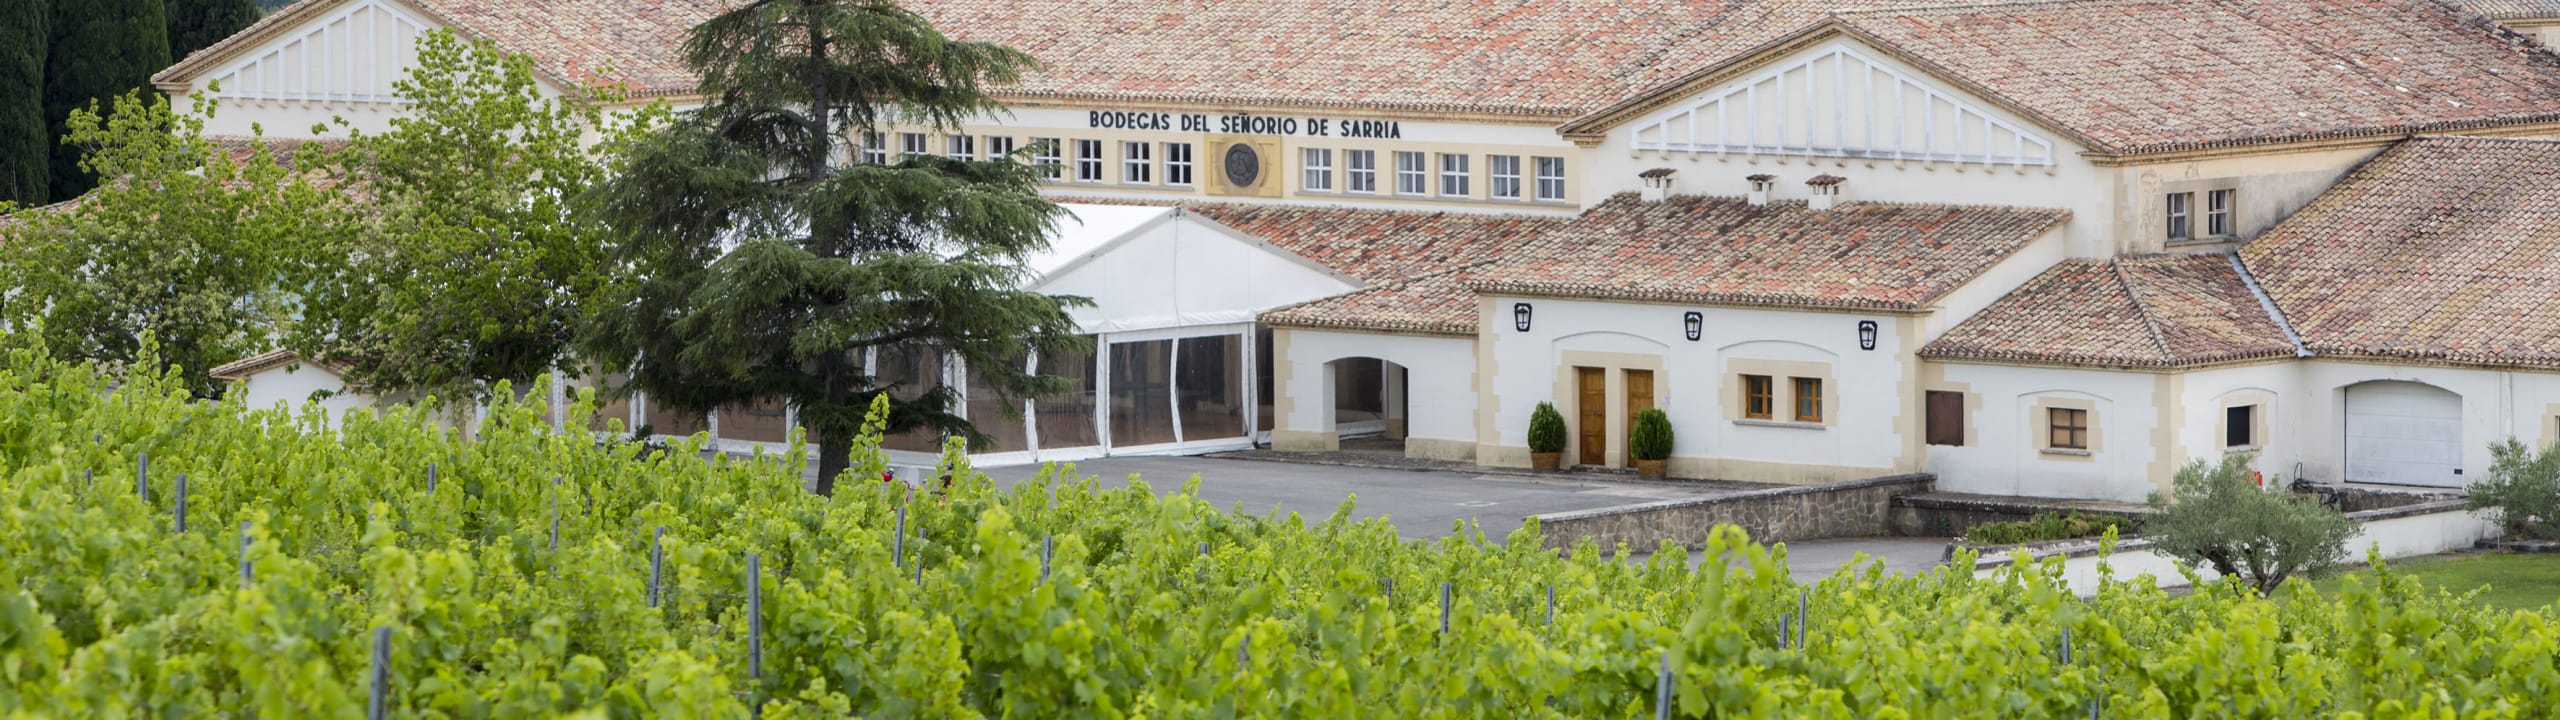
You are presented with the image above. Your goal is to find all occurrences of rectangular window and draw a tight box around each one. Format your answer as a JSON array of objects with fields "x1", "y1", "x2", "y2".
[
  {"x1": 945, "y1": 134, "x2": 975, "y2": 161},
  {"x1": 1121, "y1": 141, "x2": 1153, "y2": 184},
  {"x1": 1792, "y1": 377, "x2": 1824, "y2": 423},
  {"x1": 1439, "y1": 153, "x2": 1470, "y2": 197},
  {"x1": 1534, "y1": 156, "x2": 1567, "y2": 201},
  {"x1": 2226, "y1": 405, "x2": 2256, "y2": 448},
  {"x1": 2050, "y1": 408, "x2": 2089, "y2": 450},
  {"x1": 1394, "y1": 151, "x2": 1428, "y2": 195},
  {"x1": 1164, "y1": 142, "x2": 1194, "y2": 186},
  {"x1": 2207, "y1": 189, "x2": 2234, "y2": 237},
  {"x1": 2166, "y1": 191, "x2": 2193, "y2": 241},
  {"x1": 1347, "y1": 149, "x2": 1377, "y2": 193},
  {"x1": 1074, "y1": 139, "x2": 1105, "y2": 182},
  {"x1": 1031, "y1": 137, "x2": 1063, "y2": 179},
  {"x1": 986, "y1": 136, "x2": 1016, "y2": 162},
  {"x1": 1926, "y1": 390, "x2": 1965, "y2": 446},
  {"x1": 1490, "y1": 155, "x2": 1522, "y2": 200},
  {"x1": 1302, "y1": 148, "x2": 1334, "y2": 191},
  {"x1": 1742, "y1": 375, "x2": 1774, "y2": 420},
  {"x1": 900, "y1": 132, "x2": 928, "y2": 159},
  {"x1": 861, "y1": 132, "x2": 887, "y2": 165}
]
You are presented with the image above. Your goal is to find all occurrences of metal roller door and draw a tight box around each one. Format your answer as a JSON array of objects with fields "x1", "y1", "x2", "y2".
[{"x1": 2343, "y1": 381, "x2": 2464, "y2": 487}]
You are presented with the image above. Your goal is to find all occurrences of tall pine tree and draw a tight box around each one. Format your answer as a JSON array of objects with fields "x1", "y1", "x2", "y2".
[
  {"x1": 0, "y1": 0, "x2": 47, "y2": 207},
  {"x1": 166, "y1": 0, "x2": 259, "y2": 63},
  {"x1": 45, "y1": 0, "x2": 169, "y2": 202}
]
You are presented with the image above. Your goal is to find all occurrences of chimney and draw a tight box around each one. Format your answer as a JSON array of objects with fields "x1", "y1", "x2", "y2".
[
  {"x1": 1746, "y1": 174, "x2": 1776, "y2": 206},
  {"x1": 1639, "y1": 167, "x2": 1677, "y2": 202},
  {"x1": 1806, "y1": 174, "x2": 1846, "y2": 211}
]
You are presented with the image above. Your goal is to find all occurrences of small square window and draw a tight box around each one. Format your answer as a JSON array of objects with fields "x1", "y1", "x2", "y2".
[
  {"x1": 1302, "y1": 148, "x2": 1333, "y2": 191},
  {"x1": 1346, "y1": 150, "x2": 1377, "y2": 193},
  {"x1": 1122, "y1": 141, "x2": 1153, "y2": 184},
  {"x1": 1742, "y1": 375, "x2": 1773, "y2": 420},
  {"x1": 1792, "y1": 377, "x2": 1824, "y2": 423},
  {"x1": 986, "y1": 136, "x2": 1016, "y2": 161},
  {"x1": 945, "y1": 134, "x2": 975, "y2": 161},
  {"x1": 2226, "y1": 404, "x2": 2256, "y2": 448},
  {"x1": 1164, "y1": 142, "x2": 1194, "y2": 186},
  {"x1": 2050, "y1": 408, "x2": 2089, "y2": 450},
  {"x1": 1030, "y1": 138, "x2": 1062, "y2": 179},
  {"x1": 2207, "y1": 189, "x2": 2235, "y2": 237},
  {"x1": 900, "y1": 132, "x2": 929, "y2": 159},
  {"x1": 860, "y1": 132, "x2": 887, "y2": 165},
  {"x1": 1439, "y1": 153, "x2": 1470, "y2": 197},
  {"x1": 1394, "y1": 151, "x2": 1428, "y2": 195},
  {"x1": 1073, "y1": 139, "x2": 1104, "y2": 182},
  {"x1": 1534, "y1": 156, "x2": 1567, "y2": 201},
  {"x1": 1490, "y1": 155, "x2": 1522, "y2": 200},
  {"x1": 2165, "y1": 191, "x2": 2193, "y2": 241}
]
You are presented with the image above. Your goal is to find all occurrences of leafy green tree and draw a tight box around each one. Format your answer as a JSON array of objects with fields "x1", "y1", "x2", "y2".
[
  {"x1": 166, "y1": 0, "x2": 260, "y2": 63},
  {"x1": 582, "y1": 0, "x2": 1087, "y2": 493},
  {"x1": 0, "y1": 0, "x2": 46, "y2": 207},
  {"x1": 2146, "y1": 454, "x2": 2360, "y2": 594},
  {"x1": 294, "y1": 32, "x2": 657, "y2": 407},
  {"x1": 0, "y1": 91, "x2": 342, "y2": 397},
  {"x1": 2468, "y1": 438, "x2": 2560, "y2": 540},
  {"x1": 44, "y1": 0, "x2": 170, "y2": 203}
]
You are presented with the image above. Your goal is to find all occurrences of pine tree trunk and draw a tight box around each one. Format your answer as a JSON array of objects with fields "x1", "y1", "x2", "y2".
[{"x1": 811, "y1": 349, "x2": 854, "y2": 495}]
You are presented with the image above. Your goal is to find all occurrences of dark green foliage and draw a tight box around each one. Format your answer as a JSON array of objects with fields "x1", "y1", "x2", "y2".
[
  {"x1": 44, "y1": 0, "x2": 170, "y2": 202},
  {"x1": 2468, "y1": 438, "x2": 2560, "y2": 540},
  {"x1": 0, "y1": 0, "x2": 46, "y2": 207},
  {"x1": 2147, "y1": 454, "x2": 2359, "y2": 594},
  {"x1": 166, "y1": 0, "x2": 260, "y2": 63},
  {"x1": 1962, "y1": 512, "x2": 2132, "y2": 546},
  {"x1": 1527, "y1": 401, "x2": 1566, "y2": 454},
  {"x1": 581, "y1": 0, "x2": 1086, "y2": 493},
  {"x1": 1630, "y1": 408, "x2": 1673, "y2": 461}
]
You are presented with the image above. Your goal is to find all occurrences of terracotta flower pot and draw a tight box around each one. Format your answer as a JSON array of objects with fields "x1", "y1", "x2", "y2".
[
  {"x1": 1634, "y1": 458, "x2": 1669, "y2": 479},
  {"x1": 1530, "y1": 452, "x2": 1561, "y2": 471}
]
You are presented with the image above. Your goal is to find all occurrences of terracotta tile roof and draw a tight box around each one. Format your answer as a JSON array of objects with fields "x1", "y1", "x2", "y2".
[
  {"x1": 157, "y1": 0, "x2": 722, "y2": 97},
  {"x1": 1464, "y1": 193, "x2": 2068, "y2": 311},
  {"x1": 1263, "y1": 264, "x2": 1485, "y2": 336},
  {"x1": 1178, "y1": 203, "x2": 1571, "y2": 282},
  {"x1": 1920, "y1": 254, "x2": 2296, "y2": 368},
  {"x1": 209, "y1": 349, "x2": 345, "y2": 381},
  {"x1": 2240, "y1": 135, "x2": 2560, "y2": 369},
  {"x1": 2457, "y1": 0, "x2": 2560, "y2": 19},
  {"x1": 1830, "y1": 0, "x2": 2560, "y2": 155}
]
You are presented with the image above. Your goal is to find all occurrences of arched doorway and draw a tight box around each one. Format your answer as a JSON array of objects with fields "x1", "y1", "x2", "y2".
[
  {"x1": 1325, "y1": 356, "x2": 1410, "y2": 450},
  {"x1": 2343, "y1": 380, "x2": 2463, "y2": 487}
]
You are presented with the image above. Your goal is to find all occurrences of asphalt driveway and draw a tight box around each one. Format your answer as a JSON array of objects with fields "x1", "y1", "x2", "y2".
[{"x1": 982, "y1": 455, "x2": 1752, "y2": 542}]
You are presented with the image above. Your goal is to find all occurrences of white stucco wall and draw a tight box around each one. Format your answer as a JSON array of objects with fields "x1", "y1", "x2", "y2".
[
  {"x1": 2171, "y1": 362, "x2": 2300, "y2": 483},
  {"x1": 1477, "y1": 296, "x2": 1913, "y2": 482},
  {"x1": 1274, "y1": 329, "x2": 1478, "y2": 446},
  {"x1": 1982, "y1": 505, "x2": 2499, "y2": 596},
  {"x1": 231, "y1": 363, "x2": 373, "y2": 428},
  {"x1": 2291, "y1": 360, "x2": 2560, "y2": 486},
  {"x1": 1926, "y1": 362, "x2": 2165, "y2": 503}
]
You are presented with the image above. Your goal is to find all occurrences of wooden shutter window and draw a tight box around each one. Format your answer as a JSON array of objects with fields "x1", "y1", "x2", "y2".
[
  {"x1": 1742, "y1": 375, "x2": 1773, "y2": 419},
  {"x1": 1925, "y1": 391, "x2": 1964, "y2": 446},
  {"x1": 2049, "y1": 408, "x2": 2088, "y2": 450},
  {"x1": 1792, "y1": 377, "x2": 1824, "y2": 423}
]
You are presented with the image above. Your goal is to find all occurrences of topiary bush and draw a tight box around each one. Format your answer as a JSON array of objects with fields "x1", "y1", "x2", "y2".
[
  {"x1": 1630, "y1": 408, "x2": 1673, "y2": 461},
  {"x1": 1528, "y1": 401, "x2": 1567, "y2": 454},
  {"x1": 2469, "y1": 438, "x2": 2560, "y2": 540}
]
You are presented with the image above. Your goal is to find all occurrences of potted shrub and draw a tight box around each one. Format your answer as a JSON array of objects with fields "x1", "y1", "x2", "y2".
[
  {"x1": 1630, "y1": 408, "x2": 1673, "y2": 478},
  {"x1": 1527, "y1": 402, "x2": 1567, "y2": 470}
]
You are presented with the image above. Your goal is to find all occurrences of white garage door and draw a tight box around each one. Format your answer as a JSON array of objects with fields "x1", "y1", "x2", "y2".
[{"x1": 2344, "y1": 381, "x2": 2464, "y2": 487}]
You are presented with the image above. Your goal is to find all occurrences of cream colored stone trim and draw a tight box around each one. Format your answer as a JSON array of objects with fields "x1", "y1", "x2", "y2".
[
  {"x1": 1917, "y1": 361, "x2": 1983, "y2": 449},
  {"x1": 2030, "y1": 395, "x2": 2101, "y2": 462},
  {"x1": 1891, "y1": 316, "x2": 1923, "y2": 472},
  {"x1": 1272, "y1": 328, "x2": 1296, "y2": 433},
  {"x1": 1271, "y1": 429, "x2": 1340, "y2": 452},
  {"x1": 2540, "y1": 402, "x2": 2560, "y2": 450},
  {"x1": 1554, "y1": 350, "x2": 1668, "y2": 469},
  {"x1": 1722, "y1": 358, "x2": 1835, "y2": 427},
  {"x1": 900, "y1": 123, "x2": 1584, "y2": 210},
  {"x1": 1405, "y1": 437, "x2": 1477, "y2": 463},
  {"x1": 2150, "y1": 374, "x2": 2183, "y2": 498},
  {"x1": 2212, "y1": 389, "x2": 2274, "y2": 453},
  {"x1": 1474, "y1": 297, "x2": 1504, "y2": 453}
]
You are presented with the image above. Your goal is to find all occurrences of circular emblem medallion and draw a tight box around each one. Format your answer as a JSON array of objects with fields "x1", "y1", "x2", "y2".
[{"x1": 1222, "y1": 143, "x2": 1260, "y2": 187}]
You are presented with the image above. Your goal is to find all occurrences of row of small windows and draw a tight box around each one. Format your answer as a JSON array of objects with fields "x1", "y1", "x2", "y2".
[
  {"x1": 857, "y1": 131, "x2": 1566, "y2": 201},
  {"x1": 1739, "y1": 374, "x2": 1823, "y2": 424},
  {"x1": 1300, "y1": 148, "x2": 1566, "y2": 202},
  {"x1": 2165, "y1": 188, "x2": 2235, "y2": 242}
]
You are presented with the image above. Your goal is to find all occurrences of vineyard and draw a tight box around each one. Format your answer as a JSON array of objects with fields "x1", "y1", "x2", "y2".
[{"x1": 1, "y1": 345, "x2": 2556, "y2": 719}]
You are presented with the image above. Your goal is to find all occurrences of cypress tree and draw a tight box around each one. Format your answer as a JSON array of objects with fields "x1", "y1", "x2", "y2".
[
  {"x1": 166, "y1": 0, "x2": 260, "y2": 63},
  {"x1": 44, "y1": 0, "x2": 170, "y2": 202},
  {"x1": 0, "y1": 0, "x2": 47, "y2": 207}
]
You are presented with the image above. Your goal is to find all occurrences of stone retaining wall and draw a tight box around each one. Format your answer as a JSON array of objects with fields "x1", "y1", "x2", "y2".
[{"x1": 1530, "y1": 474, "x2": 1935, "y2": 550}]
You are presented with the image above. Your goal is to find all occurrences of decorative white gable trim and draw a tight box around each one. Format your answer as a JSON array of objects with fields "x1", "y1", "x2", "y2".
[
  {"x1": 207, "y1": 0, "x2": 433, "y2": 104},
  {"x1": 1629, "y1": 46, "x2": 2056, "y2": 168}
]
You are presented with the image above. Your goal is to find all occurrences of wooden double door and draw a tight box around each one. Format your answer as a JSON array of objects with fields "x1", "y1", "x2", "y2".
[{"x1": 1574, "y1": 367, "x2": 1654, "y2": 467}]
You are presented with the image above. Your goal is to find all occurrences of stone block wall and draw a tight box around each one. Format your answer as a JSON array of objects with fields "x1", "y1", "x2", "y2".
[{"x1": 1530, "y1": 474, "x2": 1934, "y2": 550}]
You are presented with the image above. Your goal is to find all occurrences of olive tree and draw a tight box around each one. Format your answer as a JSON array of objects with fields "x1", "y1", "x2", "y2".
[
  {"x1": 2146, "y1": 454, "x2": 2359, "y2": 594},
  {"x1": 2468, "y1": 438, "x2": 2560, "y2": 541}
]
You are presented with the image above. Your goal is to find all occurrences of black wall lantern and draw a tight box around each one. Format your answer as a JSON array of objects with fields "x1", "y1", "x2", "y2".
[
  {"x1": 1513, "y1": 302, "x2": 1533, "y2": 332},
  {"x1": 1857, "y1": 320, "x2": 1879, "y2": 351},
  {"x1": 1683, "y1": 311, "x2": 1703, "y2": 341}
]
